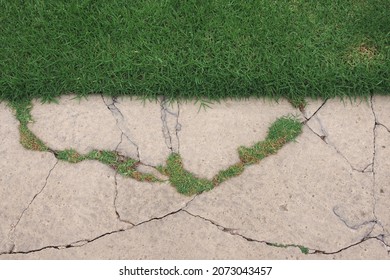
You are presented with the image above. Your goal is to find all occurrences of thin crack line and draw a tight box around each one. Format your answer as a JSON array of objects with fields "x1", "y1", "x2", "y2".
[
  {"x1": 377, "y1": 123, "x2": 390, "y2": 133},
  {"x1": 0, "y1": 229, "x2": 127, "y2": 256},
  {"x1": 368, "y1": 94, "x2": 385, "y2": 241},
  {"x1": 101, "y1": 94, "x2": 140, "y2": 161},
  {"x1": 303, "y1": 99, "x2": 328, "y2": 121},
  {"x1": 184, "y1": 210, "x2": 390, "y2": 257},
  {"x1": 1, "y1": 196, "x2": 198, "y2": 256},
  {"x1": 310, "y1": 235, "x2": 389, "y2": 255},
  {"x1": 4, "y1": 160, "x2": 59, "y2": 253},
  {"x1": 133, "y1": 195, "x2": 198, "y2": 228},
  {"x1": 305, "y1": 124, "x2": 370, "y2": 173},
  {"x1": 332, "y1": 206, "x2": 379, "y2": 231},
  {"x1": 175, "y1": 102, "x2": 181, "y2": 153},
  {"x1": 160, "y1": 95, "x2": 173, "y2": 152}
]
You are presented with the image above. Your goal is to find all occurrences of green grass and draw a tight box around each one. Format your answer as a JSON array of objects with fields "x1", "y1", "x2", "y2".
[{"x1": 1, "y1": 0, "x2": 389, "y2": 104}]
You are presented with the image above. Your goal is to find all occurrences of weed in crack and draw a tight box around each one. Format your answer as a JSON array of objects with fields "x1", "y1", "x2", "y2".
[{"x1": 267, "y1": 242, "x2": 310, "y2": 254}]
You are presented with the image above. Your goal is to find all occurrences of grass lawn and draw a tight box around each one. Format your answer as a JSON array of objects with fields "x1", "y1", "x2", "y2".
[{"x1": 1, "y1": 0, "x2": 389, "y2": 104}]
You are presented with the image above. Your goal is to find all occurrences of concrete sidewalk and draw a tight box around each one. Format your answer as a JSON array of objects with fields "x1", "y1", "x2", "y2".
[{"x1": 0, "y1": 95, "x2": 389, "y2": 259}]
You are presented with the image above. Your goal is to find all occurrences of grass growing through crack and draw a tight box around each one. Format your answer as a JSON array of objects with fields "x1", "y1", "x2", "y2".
[
  {"x1": 9, "y1": 100, "x2": 49, "y2": 151},
  {"x1": 267, "y1": 242, "x2": 310, "y2": 255},
  {"x1": 239, "y1": 116, "x2": 302, "y2": 165},
  {"x1": 51, "y1": 148, "x2": 161, "y2": 182},
  {"x1": 212, "y1": 163, "x2": 245, "y2": 185},
  {"x1": 8, "y1": 100, "x2": 160, "y2": 182},
  {"x1": 9, "y1": 100, "x2": 303, "y2": 194},
  {"x1": 165, "y1": 116, "x2": 303, "y2": 195}
]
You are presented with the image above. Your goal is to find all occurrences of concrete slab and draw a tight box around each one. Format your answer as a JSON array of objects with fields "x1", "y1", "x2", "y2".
[
  {"x1": 1, "y1": 95, "x2": 389, "y2": 259},
  {"x1": 29, "y1": 95, "x2": 122, "y2": 154},
  {"x1": 0, "y1": 103, "x2": 57, "y2": 253},
  {"x1": 373, "y1": 95, "x2": 390, "y2": 129},
  {"x1": 179, "y1": 98, "x2": 300, "y2": 179},
  {"x1": 307, "y1": 98, "x2": 374, "y2": 171},
  {"x1": 186, "y1": 126, "x2": 376, "y2": 253},
  {"x1": 374, "y1": 126, "x2": 390, "y2": 245},
  {"x1": 0, "y1": 212, "x2": 308, "y2": 259},
  {"x1": 115, "y1": 176, "x2": 191, "y2": 224},
  {"x1": 11, "y1": 161, "x2": 127, "y2": 253}
]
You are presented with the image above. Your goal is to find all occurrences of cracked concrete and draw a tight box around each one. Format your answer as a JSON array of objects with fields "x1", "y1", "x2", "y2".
[
  {"x1": 105, "y1": 96, "x2": 172, "y2": 166},
  {"x1": 374, "y1": 125, "x2": 390, "y2": 247},
  {"x1": 29, "y1": 95, "x2": 122, "y2": 154},
  {"x1": 115, "y1": 176, "x2": 191, "y2": 224},
  {"x1": 186, "y1": 126, "x2": 378, "y2": 252},
  {"x1": 1, "y1": 95, "x2": 390, "y2": 259},
  {"x1": 179, "y1": 98, "x2": 301, "y2": 179},
  {"x1": 0, "y1": 103, "x2": 57, "y2": 253},
  {"x1": 306, "y1": 98, "x2": 374, "y2": 171},
  {"x1": 11, "y1": 161, "x2": 126, "y2": 253}
]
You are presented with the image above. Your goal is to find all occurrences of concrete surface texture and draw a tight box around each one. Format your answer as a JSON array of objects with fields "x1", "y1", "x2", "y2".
[{"x1": 0, "y1": 95, "x2": 389, "y2": 259}]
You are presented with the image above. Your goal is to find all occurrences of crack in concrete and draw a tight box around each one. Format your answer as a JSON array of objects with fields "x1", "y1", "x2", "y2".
[
  {"x1": 368, "y1": 94, "x2": 384, "y2": 240},
  {"x1": 305, "y1": 118, "x2": 376, "y2": 173},
  {"x1": 183, "y1": 210, "x2": 315, "y2": 254},
  {"x1": 112, "y1": 148, "x2": 135, "y2": 226},
  {"x1": 303, "y1": 99, "x2": 328, "y2": 121},
  {"x1": 310, "y1": 235, "x2": 390, "y2": 255},
  {"x1": 101, "y1": 95, "x2": 140, "y2": 161},
  {"x1": 175, "y1": 103, "x2": 181, "y2": 153},
  {"x1": 305, "y1": 124, "x2": 370, "y2": 173},
  {"x1": 5, "y1": 159, "x2": 59, "y2": 253},
  {"x1": 377, "y1": 123, "x2": 390, "y2": 133},
  {"x1": 332, "y1": 206, "x2": 379, "y2": 231},
  {"x1": 0, "y1": 229, "x2": 127, "y2": 256},
  {"x1": 160, "y1": 96, "x2": 173, "y2": 152},
  {"x1": 160, "y1": 96, "x2": 181, "y2": 153},
  {"x1": 184, "y1": 210, "x2": 390, "y2": 257},
  {"x1": 1, "y1": 196, "x2": 198, "y2": 256}
]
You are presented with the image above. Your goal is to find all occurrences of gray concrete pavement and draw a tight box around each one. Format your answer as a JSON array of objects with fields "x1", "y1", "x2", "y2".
[{"x1": 0, "y1": 95, "x2": 389, "y2": 259}]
